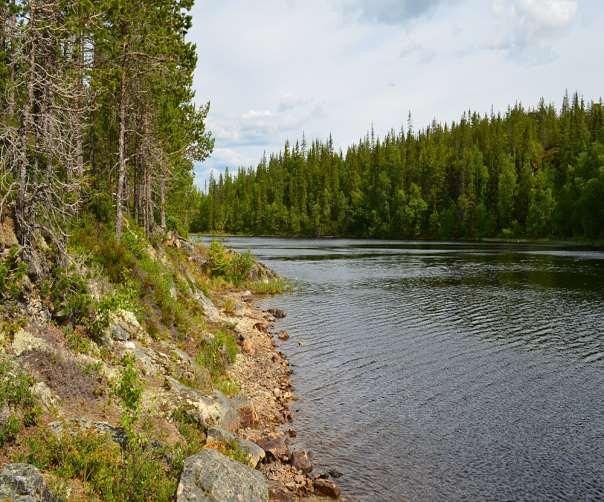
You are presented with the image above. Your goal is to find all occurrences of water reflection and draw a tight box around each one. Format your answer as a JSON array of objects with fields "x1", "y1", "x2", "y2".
[{"x1": 199, "y1": 237, "x2": 604, "y2": 501}]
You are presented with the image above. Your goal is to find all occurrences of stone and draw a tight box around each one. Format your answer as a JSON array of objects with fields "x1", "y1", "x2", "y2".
[
  {"x1": 277, "y1": 331, "x2": 289, "y2": 341},
  {"x1": 247, "y1": 262, "x2": 278, "y2": 282},
  {"x1": 206, "y1": 427, "x2": 266, "y2": 468},
  {"x1": 313, "y1": 479, "x2": 341, "y2": 499},
  {"x1": 233, "y1": 303, "x2": 246, "y2": 317},
  {"x1": 31, "y1": 382, "x2": 60, "y2": 411},
  {"x1": 177, "y1": 449, "x2": 268, "y2": 502},
  {"x1": 327, "y1": 469, "x2": 343, "y2": 479},
  {"x1": 256, "y1": 434, "x2": 289, "y2": 462},
  {"x1": 290, "y1": 450, "x2": 313, "y2": 474},
  {"x1": 165, "y1": 377, "x2": 242, "y2": 431},
  {"x1": 49, "y1": 418, "x2": 128, "y2": 447},
  {"x1": 11, "y1": 329, "x2": 52, "y2": 357},
  {"x1": 254, "y1": 323, "x2": 269, "y2": 334},
  {"x1": 0, "y1": 403, "x2": 11, "y2": 426},
  {"x1": 242, "y1": 338, "x2": 255, "y2": 356},
  {"x1": 194, "y1": 290, "x2": 223, "y2": 323},
  {"x1": 107, "y1": 310, "x2": 145, "y2": 342},
  {"x1": 118, "y1": 341, "x2": 162, "y2": 376},
  {"x1": 238, "y1": 404, "x2": 260, "y2": 428},
  {"x1": 267, "y1": 480, "x2": 295, "y2": 502},
  {"x1": 267, "y1": 308, "x2": 286, "y2": 319},
  {"x1": 0, "y1": 463, "x2": 55, "y2": 501}
]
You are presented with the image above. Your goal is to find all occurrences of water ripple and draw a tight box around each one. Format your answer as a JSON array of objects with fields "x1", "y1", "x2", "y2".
[{"x1": 221, "y1": 238, "x2": 604, "y2": 501}]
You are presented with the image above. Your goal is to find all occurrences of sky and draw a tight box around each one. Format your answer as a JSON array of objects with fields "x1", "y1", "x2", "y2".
[{"x1": 188, "y1": 0, "x2": 603, "y2": 190}]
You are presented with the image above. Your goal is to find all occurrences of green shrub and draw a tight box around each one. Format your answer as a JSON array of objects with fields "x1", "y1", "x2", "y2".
[
  {"x1": 0, "y1": 415, "x2": 21, "y2": 446},
  {"x1": 23, "y1": 430, "x2": 178, "y2": 502},
  {"x1": 195, "y1": 331, "x2": 238, "y2": 378},
  {"x1": 207, "y1": 240, "x2": 230, "y2": 277},
  {"x1": 88, "y1": 285, "x2": 139, "y2": 340},
  {"x1": 115, "y1": 354, "x2": 143, "y2": 429},
  {"x1": 171, "y1": 407, "x2": 206, "y2": 456},
  {"x1": 0, "y1": 247, "x2": 28, "y2": 300},
  {"x1": 207, "y1": 241, "x2": 255, "y2": 285},
  {"x1": 227, "y1": 251, "x2": 255, "y2": 284},
  {"x1": 50, "y1": 269, "x2": 93, "y2": 324},
  {"x1": 86, "y1": 192, "x2": 114, "y2": 224},
  {"x1": 246, "y1": 277, "x2": 291, "y2": 295},
  {"x1": 65, "y1": 327, "x2": 94, "y2": 355},
  {"x1": 0, "y1": 360, "x2": 40, "y2": 446}
]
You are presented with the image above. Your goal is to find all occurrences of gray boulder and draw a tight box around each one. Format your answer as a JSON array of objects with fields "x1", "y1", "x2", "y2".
[
  {"x1": 106, "y1": 310, "x2": 146, "y2": 342},
  {"x1": 194, "y1": 290, "x2": 223, "y2": 323},
  {"x1": 165, "y1": 377, "x2": 242, "y2": 431},
  {"x1": 49, "y1": 418, "x2": 128, "y2": 447},
  {"x1": 177, "y1": 449, "x2": 268, "y2": 502},
  {"x1": 289, "y1": 450, "x2": 313, "y2": 474},
  {"x1": 0, "y1": 464, "x2": 55, "y2": 501},
  {"x1": 206, "y1": 427, "x2": 266, "y2": 468}
]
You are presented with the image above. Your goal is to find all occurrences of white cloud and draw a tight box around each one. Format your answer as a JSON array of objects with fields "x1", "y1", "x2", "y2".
[
  {"x1": 491, "y1": 0, "x2": 578, "y2": 58},
  {"x1": 190, "y1": 0, "x2": 602, "y2": 190},
  {"x1": 210, "y1": 95, "x2": 326, "y2": 148},
  {"x1": 493, "y1": 0, "x2": 578, "y2": 29},
  {"x1": 339, "y1": 0, "x2": 450, "y2": 24}
]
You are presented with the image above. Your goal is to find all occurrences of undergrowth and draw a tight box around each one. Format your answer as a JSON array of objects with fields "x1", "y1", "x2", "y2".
[
  {"x1": 0, "y1": 246, "x2": 28, "y2": 300},
  {"x1": 0, "y1": 359, "x2": 41, "y2": 447},
  {"x1": 207, "y1": 240, "x2": 254, "y2": 285},
  {"x1": 210, "y1": 439, "x2": 251, "y2": 465},
  {"x1": 245, "y1": 277, "x2": 290, "y2": 295},
  {"x1": 22, "y1": 430, "x2": 179, "y2": 502},
  {"x1": 195, "y1": 331, "x2": 238, "y2": 377}
]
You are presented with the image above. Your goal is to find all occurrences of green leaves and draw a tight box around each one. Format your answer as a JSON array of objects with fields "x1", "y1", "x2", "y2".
[{"x1": 198, "y1": 94, "x2": 604, "y2": 241}]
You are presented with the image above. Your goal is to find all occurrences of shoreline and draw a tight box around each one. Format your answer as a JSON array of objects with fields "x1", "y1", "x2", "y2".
[
  {"x1": 0, "y1": 223, "x2": 343, "y2": 500},
  {"x1": 224, "y1": 288, "x2": 343, "y2": 501},
  {"x1": 195, "y1": 233, "x2": 604, "y2": 251}
]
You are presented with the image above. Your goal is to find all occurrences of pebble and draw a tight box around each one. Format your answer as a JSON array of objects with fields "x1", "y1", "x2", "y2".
[
  {"x1": 290, "y1": 450, "x2": 313, "y2": 474},
  {"x1": 314, "y1": 478, "x2": 342, "y2": 499}
]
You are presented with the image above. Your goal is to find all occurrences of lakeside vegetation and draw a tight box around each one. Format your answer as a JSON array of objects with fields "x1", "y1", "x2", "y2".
[
  {"x1": 0, "y1": 2, "x2": 290, "y2": 499},
  {"x1": 195, "y1": 93, "x2": 604, "y2": 241}
]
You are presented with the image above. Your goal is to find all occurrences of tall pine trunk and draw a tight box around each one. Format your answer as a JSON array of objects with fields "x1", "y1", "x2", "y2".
[{"x1": 116, "y1": 65, "x2": 127, "y2": 238}]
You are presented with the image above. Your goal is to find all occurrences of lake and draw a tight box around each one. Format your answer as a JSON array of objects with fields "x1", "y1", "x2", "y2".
[{"x1": 219, "y1": 238, "x2": 604, "y2": 501}]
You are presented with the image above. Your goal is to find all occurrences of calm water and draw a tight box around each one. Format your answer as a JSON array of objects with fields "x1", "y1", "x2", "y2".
[{"x1": 222, "y1": 238, "x2": 604, "y2": 501}]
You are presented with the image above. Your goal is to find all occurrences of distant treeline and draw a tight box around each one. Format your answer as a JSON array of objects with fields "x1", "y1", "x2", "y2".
[{"x1": 194, "y1": 93, "x2": 604, "y2": 240}]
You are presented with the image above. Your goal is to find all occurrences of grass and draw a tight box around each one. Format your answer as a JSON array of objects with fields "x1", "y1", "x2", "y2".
[
  {"x1": 21, "y1": 429, "x2": 179, "y2": 502},
  {"x1": 207, "y1": 240, "x2": 255, "y2": 285},
  {"x1": 195, "y1": 331, "x2": 238, "y2": 378},
  {"x1": 0, "y1": 359, "x2": 41, "y2": 447},
  {"x1": 214, "y1": 376, "x2": 240, "y2": 397},
  {"x1": 222, "y1": 297, "x2": 236, "y2": 315},
  {"x1": 0, "y1": 246, "x2": 28, "y2": 300},
  {"x1": 208, "y1": 439, "x2": 251, "y2": 466},
  {"x1": 65, "y1": 326, "x2": 94, "y2": 355},
  {"x1": 171, "y1": 407, "x2": 206, "y2": 456},
  {"x1": 194, "y1": 331, "x2": 240, "y2": 395},
  {"x1": 245, "y1": 277, "x2": 291, "y2": 295}
]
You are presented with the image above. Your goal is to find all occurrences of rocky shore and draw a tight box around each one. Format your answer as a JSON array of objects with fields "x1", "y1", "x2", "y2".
[
  {"x1": 0, "y1": 223, "x2": 342, "y2": 501},
  {"x1": 224, "y1": 292, "x2": 343, "y2": 501}
]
